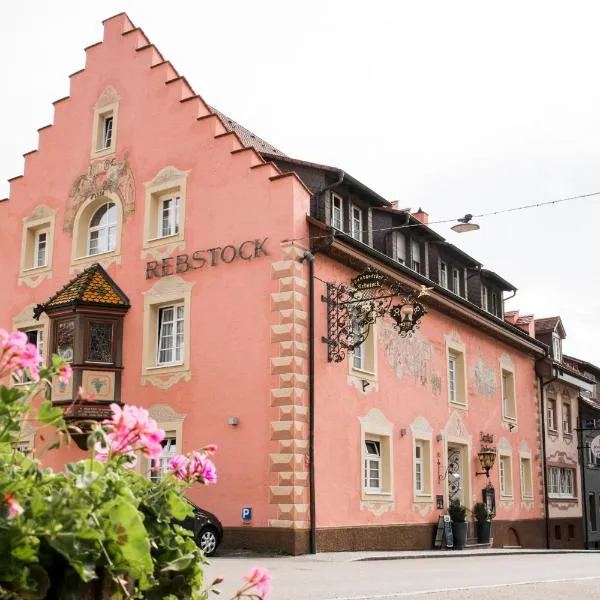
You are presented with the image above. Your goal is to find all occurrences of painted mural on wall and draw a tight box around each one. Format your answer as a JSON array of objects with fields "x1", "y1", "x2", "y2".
[
  {"x1": 379, "y1": 320, "x2": 441, "y2": 395},
  {"x1": 472, "y1": 354, "x2": 497, "y2": 397}
]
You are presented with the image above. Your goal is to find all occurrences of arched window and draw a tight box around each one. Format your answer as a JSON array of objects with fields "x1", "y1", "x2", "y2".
[{"x1": 87, "y1": 203, "x2": 117, "y2": 256}]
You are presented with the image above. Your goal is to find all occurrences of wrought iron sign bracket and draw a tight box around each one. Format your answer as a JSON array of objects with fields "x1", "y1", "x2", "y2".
[{"x1": 321, "y1": 267, "x2": 428, "y2": 363}]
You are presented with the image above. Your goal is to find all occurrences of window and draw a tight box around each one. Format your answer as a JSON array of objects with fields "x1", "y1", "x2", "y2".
[
  {"x1": 86, "y1": 321, "x2": 114, "y2": 364},
  {"x1": 158, "y1": 196, "x2": 181, "y2": 238},
  {"x1": 351, "y1": 206, "x2": 363, "y2": 241},
  {"x1": 14, "y1": 329, "x2": 44, "y2": 384},
  {"x1": 588, "y1": 445, "x2": 600, "y2": 467},
  {"x1": 552, "y1": 334, "x2": 562, "y2": 363},
  {"x1": 395, "y1": 232, "x2": 407, "y2": 265},
  {"x1": 94, "y1": 108, "x2": 117, "y2": 154},
  {"x1": 447, "y1": 348, "x2": 466, "y2": 406},
  {"x1": 157, "y1": 305, "x2": 185, "y2": 366},
  {"x1": 149, "y1": 435, "x2": 177, "y2": 483},
  {"x1": 481, "y1": 285, "x2": 489, "y2": 311},
  {"x1": 414, "y1": 439, "x2": 431, "y2": 497},
  {"x1": 520, "y1": 457, "x2": 533, "y2": 499},
  {"x1": 55, "y1": 320, "x2": 75, "y2": 363},
  {"x1": 548, "y1": 466, "x2": 575, "y2": 498},
  {"x1": 411, "y1": 240, "x2": 421, "y2": 272},
  {"x1": 547, "y1": 398, "x2": 557, "y2": 431},
  {"x1": 499, "y1": 454, "x2": 513, "y2": 497},
  {"x1": 364, "y1": 440, "x2": 382, "y2": 493},
  {"x1": 88, "y1": 203, "x2": 117, "y2": 256},
  {"x1": 34, "y1": 231, "x2": 48, "y2": 268},
  {"x1": 562, "y1": 403, "x2": 572, "y2": 435},
  {"x1": 590, "y1": 494, "x2": 598, "y2": 532},
  {"x1": 332, "y1": 194, "x2": 343, "y2": 230},
  {"x1": 502, "y1": 370, "x2": 516, "y2": 421},
  {"x1": 452, "y1": 268, "x2": 460, "y2": 295},
  {"x1": 491, "y1": 292, "x2": 499, "y2": 317},
  {"x1": 439, "y1": 262, "x2": 448, "y2": 289},
  {"x1": 101, "y1": 115, "x2": 113, "y2": 150}
]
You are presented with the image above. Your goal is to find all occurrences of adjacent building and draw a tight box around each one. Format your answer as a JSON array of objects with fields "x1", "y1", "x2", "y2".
[{"x1": 0, "y1": 12, "x2": 592, "y2": 553}]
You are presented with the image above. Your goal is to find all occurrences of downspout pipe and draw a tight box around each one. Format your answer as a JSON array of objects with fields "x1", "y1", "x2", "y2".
[
  {"x1": 538, "y1": 364, "x2": 558, "y2": 549},
  {"x1": 578, "y1": 403, "x2": 589, "y2": 549}
]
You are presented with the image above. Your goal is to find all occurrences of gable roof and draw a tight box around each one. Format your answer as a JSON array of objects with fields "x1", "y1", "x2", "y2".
[
  {"x1": 535, "y1": 316, "x2": 566, "y2": 338},
  {"x1": 34, "y1": 263, "x2": 129, "y2": 318}
]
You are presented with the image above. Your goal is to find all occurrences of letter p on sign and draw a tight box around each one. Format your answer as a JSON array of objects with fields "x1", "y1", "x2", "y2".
[{"x1": 241, "y1": 507, "x2": 252, "y2": 522}]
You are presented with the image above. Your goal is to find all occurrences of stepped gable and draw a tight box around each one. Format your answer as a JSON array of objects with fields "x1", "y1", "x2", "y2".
[
  {"x1": 1, "y1": 11, "x2": 311, "y2": 202},
  {"x1": 34, "y1": 263, "x2": 130, "y2": 318}
]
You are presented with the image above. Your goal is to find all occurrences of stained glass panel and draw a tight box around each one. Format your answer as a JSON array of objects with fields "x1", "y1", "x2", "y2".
[
  {"x1": 87, "y1": 322, "x2": 113, "y2": 363},
  {"x1": 56, "y1": 320, "x2": 75, "y2": 362}
]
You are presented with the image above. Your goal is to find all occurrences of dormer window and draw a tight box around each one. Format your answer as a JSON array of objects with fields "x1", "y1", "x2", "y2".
[
  {"x1": 439, "y1": 261, "x2": 448, "y2": 289},
  {"x1": 491, "y1": 292, "x2": 500, "y2": 317},
  {"x1": 395, "y1": 232, "x2": 407, "y2": 265},
  {"x1": 481, "y1": 285, "x2": 489, "y2": 311},
  {"x1": 553, "y1": 334, "x2": 562, "y2": 363},
  {"x1": 332, "y1": 194, "x2": 343, "y2": 231},
  {"x1": 351, "y1": 206, "x2": 363, "y2": 241},
  {"x1": 411, "y1": 240, "x2": 421, "y2": 272},
  {"x1": 452, "y1": 268, "x2": 460, "y2": 295}
]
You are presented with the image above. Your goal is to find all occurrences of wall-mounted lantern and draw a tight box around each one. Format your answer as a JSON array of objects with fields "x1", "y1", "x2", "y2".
[
  {"x1": 475, "y1": 447, "x2": 497, "y2": 478},
  {"x1": 321, "y1": 266, "x2": 428, "y2": 363}
]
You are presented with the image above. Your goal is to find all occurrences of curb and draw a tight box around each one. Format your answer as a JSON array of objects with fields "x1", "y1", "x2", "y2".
[{"x1": 355, "y1": 549, "x2": 600, "y2": 561}]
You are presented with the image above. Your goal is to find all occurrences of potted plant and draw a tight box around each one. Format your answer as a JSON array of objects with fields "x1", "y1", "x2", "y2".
[
  {"x1": 473, "y1": 501, "x2": 492, "y2": 544},
  {"x1": 448, "y1": 499, "x2": 468, "y2": 550}
]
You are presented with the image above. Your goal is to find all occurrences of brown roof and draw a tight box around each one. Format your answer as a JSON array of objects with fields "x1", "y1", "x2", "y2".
[
  {"x1": 210, "y1": 107, "x2": 286, "y2": 156},
  {"x1": 534, "y1": 316, "x2": 564, "y2": 336},
  {"x1": 516, "y1": 314, "x2": 534, "y2": 325},
  {"x1": 34, "y1": 263, "x2": 129, "y2": 318}
]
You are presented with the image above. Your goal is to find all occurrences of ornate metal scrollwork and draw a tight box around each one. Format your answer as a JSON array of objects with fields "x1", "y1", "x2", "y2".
[{"x1": 322, "y1": 266, "x2": 428, "y2": 362}]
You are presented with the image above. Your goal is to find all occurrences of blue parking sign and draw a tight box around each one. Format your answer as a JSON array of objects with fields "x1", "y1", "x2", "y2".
[{"x1": 241, "y1": 507, "x2": 252, "y2": 522}]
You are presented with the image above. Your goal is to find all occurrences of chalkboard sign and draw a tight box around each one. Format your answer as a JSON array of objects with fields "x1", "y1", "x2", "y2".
[{"x1": 434, "y1": 515, "x2": 454, "y2": 548}]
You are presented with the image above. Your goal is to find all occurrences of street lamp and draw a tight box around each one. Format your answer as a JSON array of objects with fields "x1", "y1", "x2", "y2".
[
  {"x1": 451, "y1": 214, "x2": 480, "y2": 233},
  {"x1": 475, "y1": 447, "x2": 496, "y2": 478}
]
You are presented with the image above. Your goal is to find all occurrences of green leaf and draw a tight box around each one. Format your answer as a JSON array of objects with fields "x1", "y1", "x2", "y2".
[
  {"x1": 11, "y1": 536, "x2": 40, "y2": 562},
  {"x1": 160, "y1": 552, "x2": 195, "y2": 573},
  {"x1": 36, "y1": 401, "x2": 65, "y2": 428},
  {"x1": 166, "y1": 491, "x2": 191, "y2": 521}
]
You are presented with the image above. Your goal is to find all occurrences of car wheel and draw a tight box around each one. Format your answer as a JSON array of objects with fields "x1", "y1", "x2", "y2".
[{"x1": 198, "y1": 526, "x2": 219, "y2": 557}]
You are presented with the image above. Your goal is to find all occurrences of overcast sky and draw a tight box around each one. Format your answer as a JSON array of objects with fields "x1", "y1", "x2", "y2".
[{"x1": 2, "y1": 1, "x2": 599, "y2": 364}]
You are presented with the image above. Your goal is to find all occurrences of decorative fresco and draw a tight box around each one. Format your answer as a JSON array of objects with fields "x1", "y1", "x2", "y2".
[
  {"x1": 379, "y1": 321, "x2": 441, "y2": 395},
  {"x1": 472, "y1": 354, "x2": 497, "y2": 397},
  {"x1": 82, "y1": 370, "x2": 115, "y2": 402}
]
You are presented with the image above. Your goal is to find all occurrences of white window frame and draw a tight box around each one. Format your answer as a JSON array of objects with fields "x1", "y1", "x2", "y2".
[
  {"x1": 34, "y1": 230, "x2": 48, "y2": 268},
  {"x1": 364, "y1": 440, "x2": 382, "y2": 493},
  {"x1": 156, "y1": 304, "x2": 185, "y2": 367},
  {"x1": 411, "y1": 240, "x2": 421, "y2": 272},
  {"x1": 481, "y1": 285, "x2": 489, "y2": 311},
  {"x1": 158, "y1": 196, "x2": 181, "y2": 239},
  {"x1": 499, "y1": 454, "x2": 513, "y2": 497},
  {"x1": 552, "y1": 334, "x2": 562, "y2": 363},
  {"x1": 502, "y1": 369, "x2": 517, "y2": 422},
  {"x1": 415, "y1": 441, "x2": 424, "y2": 495},
  {"x1": 548, "y1": 466, "x2": 575, "y2": 498},
  {"x1": 547, "y1": 398, "x2": 557, "y2": 431},
  {"x1": 452, "y1": 268, "x2": 460, "y2": 294},
  {"x1": 448, "y1": 353, "x2": 457, "y2": 403},
  {"x1": 332, "y1": 194, "x2": 343, "y2": 231},
  {"x1": 87, "y1": 202, "x2": 117, "y2": 257},
  {"x1": 520, "y1": 456, "x2": 533, "y2": 499},
  {"x1": 13, "y1": 328, "x2": 44, "y2": 385},
  {"x1": 395, "y1": 231, "x2": 407, "y2": 265},
  {"x1": 149, "y1": 435, "x2": 177, "y2": 483},
  {"x1": 101, "y1": 115, "x2": 114, "y2": 150},
  {"x1": 439, "y1": 261, "x2": 448, "y2": 289},
  {"x1": 562, "y1": 402, "x2": 572, "y2": 435},
  {"x1": 588, "y1": 445, "x2": 600, "y2": 467},
  {"x1": 351, "y1": 205, "x2": 363, "y2": 241}
]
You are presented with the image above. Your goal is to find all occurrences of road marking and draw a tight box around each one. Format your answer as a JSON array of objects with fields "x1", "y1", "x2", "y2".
[{"x1": 331, "y1": 575, "x2": 600, "y2": 599}]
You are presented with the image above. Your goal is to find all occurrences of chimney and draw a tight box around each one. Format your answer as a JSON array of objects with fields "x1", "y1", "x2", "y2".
[
  {"x1": 390, "y1": 200, "x2": 399, "y2": 209},
  {"x1": 411, "y1": 207, "x2": 429, "y2": 224},
  {"x1": 504, "y1": 310, "x2": 519, "y2": 325}
]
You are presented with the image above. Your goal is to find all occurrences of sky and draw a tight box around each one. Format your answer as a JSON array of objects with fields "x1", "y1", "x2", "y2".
[{"x1": 1, "y1": 1, "x2": 599, "y2": 363}]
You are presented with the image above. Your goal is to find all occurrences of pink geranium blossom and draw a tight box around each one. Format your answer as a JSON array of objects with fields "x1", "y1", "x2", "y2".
[
  {"x1": 0, "y1": 329, "x2": 42, "y2": 381},
  {"x1": 168, "y1": 449, "x2": 217, "y2": 484},
  {"x1": 240, "y1": 567, "x2": 272, "y2": 598},
  {"x1": 3, "y1": 493, "x2": 24, "y2": 518},
  {"x1": 95, "y1": 403, "x2": 164, "y2": 462},
  {"x1": 58, "y1": 364, "x2": 73, "y2": 384}
]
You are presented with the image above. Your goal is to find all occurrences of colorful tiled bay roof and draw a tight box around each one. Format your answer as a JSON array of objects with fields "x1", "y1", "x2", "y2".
[{"x1": 34, "y1": 263, "x2": 129, "y2": 318}]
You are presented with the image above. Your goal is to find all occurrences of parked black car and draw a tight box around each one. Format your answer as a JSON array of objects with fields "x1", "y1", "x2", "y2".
[{"x1": 179, "y1": 498, "x2": 223, "y2": 557}]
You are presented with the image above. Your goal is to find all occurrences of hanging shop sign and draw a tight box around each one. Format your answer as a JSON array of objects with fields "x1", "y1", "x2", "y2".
[
  {"x1": 590, "y1": 435, "x2": 600, "y2": 459},
  {"x1": 145, "y1": 237, "x2": 268, "y2": 279},
  {"x1": 322, "y1": 266, "x2": 429, "y2": 363}
]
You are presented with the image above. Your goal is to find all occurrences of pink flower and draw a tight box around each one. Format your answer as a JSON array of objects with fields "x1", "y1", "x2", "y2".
[
  {"x1": 168, "y1": 450, "x2": 217, "y2": 484},
  {"x1": 3, "y1": 493, "x2": 24, "y2": 518},
  {"x1": 0, "y1": 329, "x2": 42, "y2": 381},
  {"x1": 58, "y1": 364, "x2": 72, "y2": 384},
  {"x1": 242, "y1": 567, "x2": 272, "y2": 598},
  {"x1": 203, "y1": 444, "x2": 218, "y2": 455},
  {"x1": 77, "y1": 386, "x2": 97, "y2": 402},
  {"x1": 95, "y1": 403, "x2": 164, "y2": 462}
]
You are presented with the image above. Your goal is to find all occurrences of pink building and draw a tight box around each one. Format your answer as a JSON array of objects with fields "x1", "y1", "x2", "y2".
[{"x1": 1, "y1": 13, "x2": 551, "y2": 553}]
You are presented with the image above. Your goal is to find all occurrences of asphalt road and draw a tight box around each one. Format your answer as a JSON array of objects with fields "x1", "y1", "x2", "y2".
[{"x1": 204, "y1": 551, "x2": 600, "y2": 600}]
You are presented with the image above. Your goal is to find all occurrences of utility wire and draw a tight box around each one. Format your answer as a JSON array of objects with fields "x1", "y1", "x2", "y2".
[{"x1": 285, "y1": 190, "x2": 600, "y2": 244}]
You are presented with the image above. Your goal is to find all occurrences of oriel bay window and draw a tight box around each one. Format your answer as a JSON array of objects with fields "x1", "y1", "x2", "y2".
[{"x1": 33, "y1": 263, "x2": 130, "y2": 444}]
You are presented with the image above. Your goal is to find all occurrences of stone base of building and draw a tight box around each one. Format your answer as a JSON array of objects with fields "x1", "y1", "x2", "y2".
[
  {"x1": 547, "y1": 517, "x2": 584, "y2": 549},
  {"x1": 223, "y1": 519, "x2": 548, "y2": 555}
]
